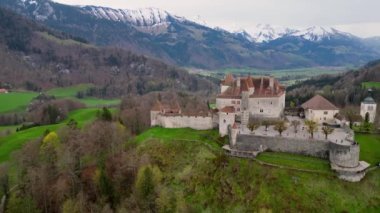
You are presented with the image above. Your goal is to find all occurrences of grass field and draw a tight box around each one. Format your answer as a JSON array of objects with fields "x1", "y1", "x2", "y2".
[
  {"x1": 256, "y1": 152, "x2": 332, "y2": 173},
  {"x1": 356, "y1": 134, "x2": 380, "y2": 165},
  {"x1": 136, "y1": 128, "x2": 380, "y2": 212},
  {"x1": 0, "y1": 108, "x2": 103, "y2": 162},
  {"x1": 0, "y1": 91, "x2": 38, "y2": 113},
  {"x1": 0, "y1": 84, "x2": 121, "y2": 113},
  {"x1": 362, "y1": 81, "x2": 380, "y2": 89}
]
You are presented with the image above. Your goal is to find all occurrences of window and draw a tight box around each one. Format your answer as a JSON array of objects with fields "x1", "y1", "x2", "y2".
[
  {"x1": 324, "y1": 117, "x2": 326, "y2": 121},
  {"x1": 260, "y1": 109, "x2": 264, "y2": 113},
  {"x1": 237, "y1": 108, "x2": 240, "y2": 112},
  {"x1": 223, "y1": 119, "x2": 226, "y2": 123},
  {"x1": 368, "y1": 106, "x2": 374, "y2": 111},
  {"x1": 271, "y1": 101, "x2": 273, "y2": 105},
  {"x1": 232, "y1": 100, "x2": 236, "y2": 104},
  {"x1": 237, "y1": 101, "x2": 240, "y2": 104},
  {"x1": 324, "y1": 111, "x2": 328, "y2": 115}
]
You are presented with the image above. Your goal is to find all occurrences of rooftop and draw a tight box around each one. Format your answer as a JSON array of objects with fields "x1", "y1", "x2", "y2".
[
  {"x1": 218, "y1": 75, "x2": 285, "y2": 99},
  {"x1": 301, "y1": 95, "x2": 339, "y2": 110},
  {"x1": 362, "y1": 97, "x2": 376, "y2": 104}
]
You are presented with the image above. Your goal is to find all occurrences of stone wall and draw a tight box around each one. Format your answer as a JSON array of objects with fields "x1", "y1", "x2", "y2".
[
  {"x1": 155, "y1": 114, "x2": 214, "y2": 130},
  {"x1": 235, "y1": 134, "x2": 330, "y2": 159},
  {"x1": 329, "y1": 143, "x2": 360, "y2": 168}
]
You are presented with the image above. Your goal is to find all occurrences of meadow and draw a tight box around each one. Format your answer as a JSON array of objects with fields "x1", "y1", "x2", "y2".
[
  {"x1": 362, "y1": 81, "x2": 380, "y2": 89},
  {"x1": 0, "y1": 84, "x2": 121, "y2": 113},
  {"x1": 0, "y1": 108, "x2": 103, "y2": 162}
]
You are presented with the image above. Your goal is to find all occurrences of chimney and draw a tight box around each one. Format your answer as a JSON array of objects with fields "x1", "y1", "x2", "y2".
[
  {"x1": 237, "y1": 77, "x2": 241, "y2": 87},
  {"x1": 269, "y1": 76, "x2": 274, "y2": 90}
]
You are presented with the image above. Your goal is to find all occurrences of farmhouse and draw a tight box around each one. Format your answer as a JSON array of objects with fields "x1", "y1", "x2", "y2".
[
  {"x1": 0, "y1": 88, "x2": 8, "y2": 94},
  {"x1": 301, "y1": 95, "x2": 339, "y2": 124}
]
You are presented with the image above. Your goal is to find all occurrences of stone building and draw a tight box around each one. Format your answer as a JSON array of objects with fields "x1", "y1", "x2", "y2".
[
  {"x1": 301, "y1": 95, "x2": 339, "y2": 124},
  {"x1": 360, "y1": 96, "x2": 377, "y2": 123},
  {"x1": 150, "y1": 100, "x2": 214, "y2": 130},
  {"x1": 216, "y1": 74, "x2": 286, "y2": 136}
]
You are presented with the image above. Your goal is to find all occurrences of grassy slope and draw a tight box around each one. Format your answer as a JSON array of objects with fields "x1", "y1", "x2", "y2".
[
  {"x1": 0, "y1": 91, "x2": 38, "y2": 113},
  {"x1": 356, "y1": 134, "x2": 380, "y2": 165},
  {"x1": 0, "y1": 84, "x2": 121, "y2": 113},
  {"x1": 0, "y1": 108, "x2": 101, "y2": 162},
  {"x1": 136, "y1": 127, "x2": 380, "y2": 212}
]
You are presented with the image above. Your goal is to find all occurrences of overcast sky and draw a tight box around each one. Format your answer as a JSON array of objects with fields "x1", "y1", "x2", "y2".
[{"x1": 54, "y1": 0, "x2": 380, "y2": 38}]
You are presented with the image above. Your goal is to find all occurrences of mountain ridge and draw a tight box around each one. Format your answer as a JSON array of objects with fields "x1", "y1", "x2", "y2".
[{"x1": 1, "y1": 0, "x2": 380, "y2": 69}]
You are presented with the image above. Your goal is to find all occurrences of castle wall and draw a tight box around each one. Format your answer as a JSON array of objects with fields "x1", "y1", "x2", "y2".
[
  {"x1": 219, "y1": 112, "x2": 235, "y2": 136},
  {"x1": 248, "y1": 93, "x2": 285, "y2": 118},
  {"x1": 154, "y1": 114, "x2": 213, "y2": 130},
  {"x1": 329, "y1": 143, "x2": 360, "y2": 168},
  {"x1": 235, "y1": 134, "x2": 330, "y2": 158},
  {"x1": 216, "y1": 98, "x2": 241, "y2": 112}
]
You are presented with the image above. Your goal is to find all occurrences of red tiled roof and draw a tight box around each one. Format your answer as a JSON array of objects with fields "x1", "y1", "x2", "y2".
[
  {"x1": 301, "y1": 95, "x2": 339, "y2": 110},
  {"x1": 217, "y1": 76, "x2": 285, "y2": 98},
  {"x1": 221, "y1": 74, "x2": 234, "y2": 86},
  {"x1": 220, "y1": 106, "x2": 235, "y2": 113}
]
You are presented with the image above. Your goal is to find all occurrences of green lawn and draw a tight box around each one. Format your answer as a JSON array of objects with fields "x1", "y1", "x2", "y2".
[
  {"x1": 0, "y1": 108, "x2": 103, "y2": 162},
  {"x1": 0, "y1": 84, "x2": 121, "y2": 113},
  {"x1": 135, "y1": 127, "x2": 222, "y2": 150},
  {"x1": 46, "y1": 84, "x2": 93, "y2": 98},
  {"x1": 256, "y1": 152, "x2": 332, "y2": 173},
  {"x1": 0, "y1": 91, "x2": 38, "y2": 113},
  {"x1": 356, "y1": 134, "x2": 380, "y2": 165},
  {"x1": 362, "y1": 82, "x2": 380, "y2": 89}
]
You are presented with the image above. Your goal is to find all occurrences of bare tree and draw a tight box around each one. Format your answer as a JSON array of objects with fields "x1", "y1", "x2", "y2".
[
  {"x1": 305, "y1": 120, "x2": 318, "y2": 139},
  {"x1": 274, "y1": 121, "x2": 287, "y2": 136},
  {"x1": 321, "y1": 126, "x2": 334, "y2": 140},
  {"x1": 291, "y1": 120, "x2": 301, "y2": 133}
]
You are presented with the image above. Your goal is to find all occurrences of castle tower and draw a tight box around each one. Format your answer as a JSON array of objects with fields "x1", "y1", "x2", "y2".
[{"x1": 360, "y1": 95, "x2": 377, "y2": 123}]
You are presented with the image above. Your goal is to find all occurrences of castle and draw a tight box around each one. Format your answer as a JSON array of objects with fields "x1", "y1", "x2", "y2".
[
  {"x1": 150, "y1": 74, "x2": 376, "y2": 182},
  {"x1": 216, "y1": 74, "x2": 285, "y2": 136}
]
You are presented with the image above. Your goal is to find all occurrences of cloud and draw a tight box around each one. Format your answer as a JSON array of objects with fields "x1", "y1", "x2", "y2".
[{"x1": 54, "y1": 0, "x2": 380, "y2": 37}]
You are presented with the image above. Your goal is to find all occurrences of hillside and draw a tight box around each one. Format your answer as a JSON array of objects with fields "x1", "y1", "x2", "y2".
[
  {"x1": 0, "y1": 7, "x2": 216, "y2": 97},
  {"x1": 1, "y1": 0, "x2": 379, "y2": 69},
  {"x1": 287, "y1": 60, "x2": 380, "y2": 108}
]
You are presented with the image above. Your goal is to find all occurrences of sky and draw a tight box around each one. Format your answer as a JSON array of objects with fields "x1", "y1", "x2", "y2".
[{"x1": 54, "y1": 0, "x2": 380, "y2": 38}]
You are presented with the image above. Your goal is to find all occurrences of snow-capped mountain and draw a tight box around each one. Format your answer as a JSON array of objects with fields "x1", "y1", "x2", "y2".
[
  {"x1": 80, "y1": 6, "x2": 171, "y2": 27},
  {"x1": 1, "y1": 0, "x2": 379, "y2": 69},
  {"x1": 242, "y1": 25, "x2": 356, "y2": 43},
  {"x1": 247, "y1": 24, "x2": 297, "y2": 43}
]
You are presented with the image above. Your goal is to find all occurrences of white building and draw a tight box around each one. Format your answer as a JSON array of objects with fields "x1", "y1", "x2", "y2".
[
  {"x1": 301, "y1": 95, "x2": 339, "y2": 124},
  {"x1": 216, "y1": 74, "x2": 286, "y2": 136},
  {"x1": 360, "y1": 97, "x2": 377, "y2": 123}
]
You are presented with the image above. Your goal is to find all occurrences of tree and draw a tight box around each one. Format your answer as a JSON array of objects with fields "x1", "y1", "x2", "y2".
[
  {"x1": 290, "y1": 101, "x2": 296, "y2": 108},
  {"x1": 99, "y1": 107, "x2": 112, "y2": 121},
  {"x1": 305, "y1": 120, "x2": 318, "y2": 139},
  {"x1": 321, "y1": 126, "x2": 334, "y2": 140},
  {"x1": 345, "y1": 109, "x2": 356, "y2": 129},
  {"x1": 365, "y1": 112, "x2": 370, "y2": 123},
  {"x1": 274, "y1": 121, "x2": 287, "y2": 136},
  {"x1": 135, "y1": 166, "x2": 158, "y2": 211},
  {"x1": 291, "y1": 120, "x2": 301, "y2": 133},
  {"x1": 247, "y1": 119, "x2": 260, "y2": 133}
]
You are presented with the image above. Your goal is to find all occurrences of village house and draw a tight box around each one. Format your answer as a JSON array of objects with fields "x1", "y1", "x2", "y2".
[{"x1": 301, "y1": 95, "x2": 339, "y2": 124}]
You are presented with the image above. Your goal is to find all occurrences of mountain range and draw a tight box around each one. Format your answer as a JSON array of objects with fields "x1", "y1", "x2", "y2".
[{"x1": 1, "y1": 0, "x2": 380, "y2": 69}]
